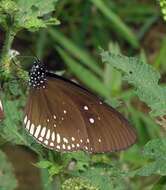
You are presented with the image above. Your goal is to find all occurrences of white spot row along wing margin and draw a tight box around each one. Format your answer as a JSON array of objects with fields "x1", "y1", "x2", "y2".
[{"x1": 23, "y1": 115, "x2": 94, "y2": 151}]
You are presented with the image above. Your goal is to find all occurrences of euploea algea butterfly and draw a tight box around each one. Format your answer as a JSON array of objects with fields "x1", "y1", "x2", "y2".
[{"x1": 23, "y1": 59, "x2": 137, "y2": 153}]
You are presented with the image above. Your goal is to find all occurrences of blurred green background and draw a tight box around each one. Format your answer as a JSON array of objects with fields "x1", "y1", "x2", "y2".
[{"x1": 0, "y1": 0, "x2": 166, "y2": 190}]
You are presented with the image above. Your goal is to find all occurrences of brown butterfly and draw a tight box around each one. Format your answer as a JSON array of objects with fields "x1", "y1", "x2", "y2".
[{"x1": 23, "y1": 60, "x2": 137, "y2": 153}]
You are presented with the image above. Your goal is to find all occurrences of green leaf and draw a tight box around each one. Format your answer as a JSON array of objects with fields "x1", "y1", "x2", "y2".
[
  {"x1": 101, "y1": 50, "x2": 166, "y2": 117},
  {"x1": 62, "y1": 177, "x2": 99, "y2": 190},
  {"x1": 0, "y1": 0, "x2": 59, "y2": 31},
  {"x1": 63, "y1": 151, "x2": 91, "y2": 171},
  {"x1": 78, "y1": 165, "x2": 127, "y2": 190},
  {"x1": 0, "y1": 150, "x2": 18, "y2": 190},
  {"x1": 35, "y1": 160, "x2": 53, "y2": 169},
  {"x1": 136, "y1": 138, "x2": 166, "y2": 176}
]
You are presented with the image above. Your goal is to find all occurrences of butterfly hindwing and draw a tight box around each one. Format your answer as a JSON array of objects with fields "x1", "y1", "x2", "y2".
[{"x1": 24, "y1": 74, "x2": 136, "y2": 153}]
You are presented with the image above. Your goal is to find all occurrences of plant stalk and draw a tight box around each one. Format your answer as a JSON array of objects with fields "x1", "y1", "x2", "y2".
[{"x1": 0, "y1": 28, "x2": 15, "y2": 73}]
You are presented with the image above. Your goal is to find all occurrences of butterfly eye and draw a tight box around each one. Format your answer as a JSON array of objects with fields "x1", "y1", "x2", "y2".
[{"x1": 23, "y1": 63, "x2": 137, "y2": 153}]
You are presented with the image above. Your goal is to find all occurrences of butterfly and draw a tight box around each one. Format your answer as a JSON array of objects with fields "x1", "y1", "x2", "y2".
[
  {"x1": 23, "y1": 59, "x2": 137, "y2": 153},
  {"x1": 0, "y1": 99, "x2": 4, "y2": 121}
]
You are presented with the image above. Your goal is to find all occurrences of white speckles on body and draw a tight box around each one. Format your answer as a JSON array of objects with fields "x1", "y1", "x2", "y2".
[
  {"x1": 30, "y1": 124, "x2": 35, "y2": 135},
  {"x1": 56, "y1": 133, "x2": 61, "y2": 143},
  {"x1": 89, "y1": 118, "x2": 95, "y2": 124},
  {"x1": 34, "y1": 125, "x2": 41, "y2": 138},
  {"x1": 83, "y1": 105, "x2": 89, "y2": 110},
  {"x1": 41, "y1": 127, "x2": 46, "y2": 137},
  {"x1": 46, "y1": 129, "x2": 50, "y2": 140}
]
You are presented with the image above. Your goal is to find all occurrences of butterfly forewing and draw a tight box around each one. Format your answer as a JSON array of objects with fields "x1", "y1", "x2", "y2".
[{"x1": 24, "y1": 72, "x2": 136, "y2": 153}]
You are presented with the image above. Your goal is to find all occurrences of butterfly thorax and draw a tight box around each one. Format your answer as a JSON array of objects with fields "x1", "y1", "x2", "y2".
[{"x1": 29, "y1": 63, "x2": 47, "y2": 89}]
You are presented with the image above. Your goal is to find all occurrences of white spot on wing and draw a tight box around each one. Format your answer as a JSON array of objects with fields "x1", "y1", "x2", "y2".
[
  {"x1": 63, "y1": 137, "x2": 68, "y2": 143},
  {"x1": 39, "y1": 137, "x2": 43, "y2": 141},
  {"x1": 53, "y1": 115, "x2": 56, "y2": 119},
  {"x1": 76, "y1": 144, "x2": 80, "y2": 147},
  {"x1": 41, "y1": 127, "x2": 46, "y2": 137},
  {"x1": 71, "y1": 137, "x2": 75, "y2": 141},
  {"x1": 0, "y1": 100, "x2": 3, "y2": 110},
  {"x1": 98, "y1": 138, "x2": 101, "y2": 143},
  {"x1": 44, "y1": 140, "x2": 48, "y2": 145},
  {"x1": 24, "y1": 116, "x2": 27, "y2": 124},
  {"x1": 85, "y1": 146, "x2": 88, "y2": 150},
  {"x1": 46, "y1": 129, "x2": 50, "y2": 140},
  {"x1": 52, "y1": 132, "x2": 55, "y2": 141},
  {"x1": 67, "y1": 145, "x2": 71, "y2": 150},
  {"x1": 57, "y1": 133, "x2": 61, "y2": 143},
  {"x1": 63, "y1": 110, "x2": 67, "y2": 114},
  {"x1": 56, "y1": 145, "x2": 60, "y2": 149},
  {"x1": 26, "y1": 120, "x2": 30, "y2": 130},
  {"x1": 30, "y1": 124, "x2": 35, "y2": 135},
  {"x1": 62, "y1": 144, "x2": 66, "y2": 149},
  {"x1": 34, "y1": 125, "x2": 41, "y2": 138},
  {"x1": 50, "y1": 142, "x2": 54, "y2": 146},
  {"x1": 84, "y1": 105, "x2": 88, "y2": 110},
  {"x1": 89, "y1": 118, "x2": 95, "y2": 124},
  {"x1": 72, "y1": 144, "x2": 75, "y2": 148}
]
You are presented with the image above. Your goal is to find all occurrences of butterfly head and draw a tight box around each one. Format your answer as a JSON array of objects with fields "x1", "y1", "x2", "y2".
[{"x1": 29, "y1": 60, "x2": 47, "y2": 89}]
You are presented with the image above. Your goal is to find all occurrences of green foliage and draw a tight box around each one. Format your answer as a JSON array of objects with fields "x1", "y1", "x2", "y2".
[
  {"x1": 0, "y1": 0, "x2": 60, "y2": 32},
  {"x1": 136, "y1": 138, "x2": 166, "y2": 176},
  {"x1": 0, "y1": 150, "x2": 18, "y2": 190},
  {"x1": 0, "y1": 1, "x2": 165, "y2": 190},
  {"x1": 101, "y1": 51, "x2": 166, "y2": 117},
  {"x1": 76, "y1": 165, "x2": 127, "y2": 190},
  {"x1": 62, "y1": 177, "x2": 99, "y2": 190},
  {"x1": 90, "y1": 0, "x2": 139, "y2": 48},
  {"x1": 159, "y1": 0, "x2": 166, "y2": 21}
]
